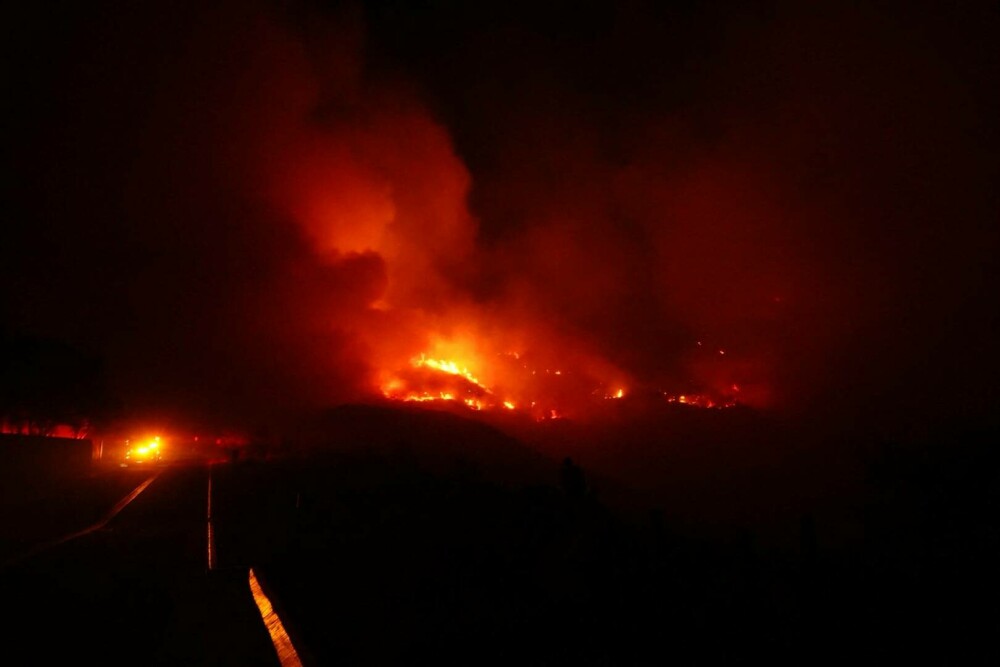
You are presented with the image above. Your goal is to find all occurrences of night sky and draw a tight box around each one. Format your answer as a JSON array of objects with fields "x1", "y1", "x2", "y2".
[{"x1": 3, "y1": 0, "x2": 997, "y2": 434}]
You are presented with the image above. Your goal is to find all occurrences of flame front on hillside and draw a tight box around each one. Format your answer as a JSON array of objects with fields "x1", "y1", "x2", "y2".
[{"x1": 380, "y1": 346, "x2": 740, "y2": 421}]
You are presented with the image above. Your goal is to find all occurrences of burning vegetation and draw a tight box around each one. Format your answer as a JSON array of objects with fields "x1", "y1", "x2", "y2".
[
  {"x1": 4, "y1": 0, "x2": 994, "y2": 435},
  {"x1": 378, "y1": 349, "x2": 741, "y2": 421}
]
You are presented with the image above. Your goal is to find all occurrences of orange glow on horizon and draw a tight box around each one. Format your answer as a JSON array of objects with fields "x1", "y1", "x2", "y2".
[{"x1": 375, "y1": 341, "x2": 743, "y2": 418}]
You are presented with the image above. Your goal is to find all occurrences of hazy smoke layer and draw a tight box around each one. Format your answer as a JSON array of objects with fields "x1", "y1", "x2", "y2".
[{"x1": 4, "y1": 0, "x2": 996, "y2": 432}]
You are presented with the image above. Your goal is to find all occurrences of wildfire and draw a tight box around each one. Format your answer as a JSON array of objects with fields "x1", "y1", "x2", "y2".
[
  {"x1": 663, "y1": 393, "x2": 737, "y2": 409},
  {"x1": 413, "y1": 355, "x2": 489, "y2": 393},
  {"x1": 378, "y1": 346, "x2": 741, "y2": 419},
  {"x1": 380, "y1": 353, "x2": 495, "y2": 409}
]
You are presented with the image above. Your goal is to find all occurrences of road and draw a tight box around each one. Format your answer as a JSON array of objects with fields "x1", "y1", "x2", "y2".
[
  {"x1": 0, "y1": 463, "x2": 293, "y2": 666},
  {"x1": 5, "y1": 415, "x2": 995, "y2": 665}
]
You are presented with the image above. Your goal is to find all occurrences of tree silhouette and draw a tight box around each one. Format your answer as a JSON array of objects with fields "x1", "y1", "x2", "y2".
[{"x1": 0, "y1": 333, "x2": 118, "y2": 435}]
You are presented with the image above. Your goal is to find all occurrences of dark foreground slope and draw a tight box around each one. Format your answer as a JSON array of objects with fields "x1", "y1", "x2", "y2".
[{"x1": 223, "y1": 404, "x2": 999, "y2": 665}]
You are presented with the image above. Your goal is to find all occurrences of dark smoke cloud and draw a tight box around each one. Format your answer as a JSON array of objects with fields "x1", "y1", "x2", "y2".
[
  {"x1": 363, "y1": 0, "x2": 999, "y2": 421},
  {"x1": 2, "y1": 1, "x2": 387, "y2": 430},
  {"x1": 3, "y1": 0, "x2": 997, "y2": 433},
  {"x1": 3, "y1": 0, "x2": 493, "y2": 431}
]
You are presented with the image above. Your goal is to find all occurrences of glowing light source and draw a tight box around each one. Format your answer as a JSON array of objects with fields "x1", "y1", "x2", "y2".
[
  {"x1": 413, "y1": 355, "x2": 488, "y2": 392},
  {"x1": 377, "y1": 343, "x2": 741, "y2": 417}
]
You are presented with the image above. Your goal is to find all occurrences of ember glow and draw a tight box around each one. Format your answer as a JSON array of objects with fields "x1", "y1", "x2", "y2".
[
  {"x1": 377, "y1": 343, "x2": 738, "y2": 419},
  {"x1": 665, "y1": 394, "x2": 737, "y2": 409}
]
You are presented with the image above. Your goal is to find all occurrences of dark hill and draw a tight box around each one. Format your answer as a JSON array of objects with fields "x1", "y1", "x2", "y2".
[{"x1": 283, "y1": 402, "x2": 558, "y2": 488}]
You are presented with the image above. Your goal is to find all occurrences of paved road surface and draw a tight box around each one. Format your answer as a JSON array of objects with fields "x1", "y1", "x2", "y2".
[{"x1": 0, "y1": 464, "x2": 284, "y2": 666}]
